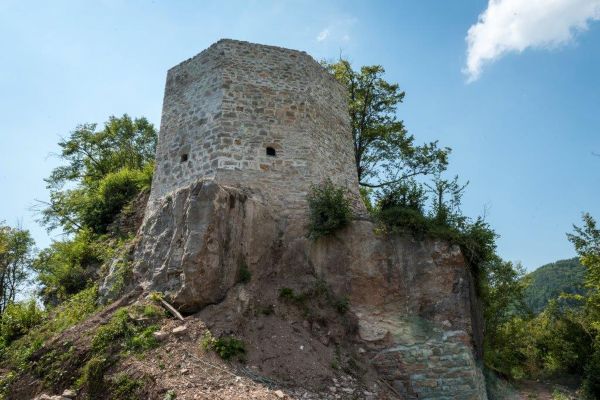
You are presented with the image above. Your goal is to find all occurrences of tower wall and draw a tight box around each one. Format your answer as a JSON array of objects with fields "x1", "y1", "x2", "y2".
[{"x1": 149, "y1": 40, "x2": 360, "y2": 216}]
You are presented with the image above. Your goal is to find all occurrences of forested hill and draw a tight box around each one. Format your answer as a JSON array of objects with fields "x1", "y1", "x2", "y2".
[{"x1": 524, "y1": 257, "x2": 586, "y2": 313}]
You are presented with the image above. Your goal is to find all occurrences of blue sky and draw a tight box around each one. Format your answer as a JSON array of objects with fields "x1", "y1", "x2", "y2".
[{"x1": 0, "y1": 0, "x2": 599, "y2": 271}]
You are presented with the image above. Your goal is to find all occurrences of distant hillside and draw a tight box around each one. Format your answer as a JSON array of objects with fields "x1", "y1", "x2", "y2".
[{"x1": 524, "y1": 257, "x2": 587, "y2": 313}]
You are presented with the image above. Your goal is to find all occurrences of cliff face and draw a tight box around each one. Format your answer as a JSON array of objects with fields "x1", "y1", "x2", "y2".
[{"x1": 124, "y1": 179, "x2": 487, "y2": 399}]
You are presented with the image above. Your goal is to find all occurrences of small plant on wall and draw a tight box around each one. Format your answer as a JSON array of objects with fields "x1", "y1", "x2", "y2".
[{"x1": 307, "y1": 179, "x2": 352, "y2": 240}]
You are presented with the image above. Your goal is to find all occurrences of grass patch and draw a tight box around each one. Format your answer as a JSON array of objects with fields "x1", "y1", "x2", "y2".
[
  {"x1": 92, "y1": 308, "x2": 160, "y2": 355},
  {"x1": 78, "y1": 355, "x2": 109, "y2": 399},
  {"x1": 0, "y1": 286, "x2": 99, "y2": 374},
  {"x1": 111, "y1": 373, "x2": 145, "y2": 399},
  {"x1": 200, "y1": 331, "x2": 245, "y2": 361}
]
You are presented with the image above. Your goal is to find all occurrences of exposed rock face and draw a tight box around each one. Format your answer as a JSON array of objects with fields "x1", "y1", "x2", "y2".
[
  {"x1": 131, "y1": 180, "x2": 487, "y2": 399},
  {"x1": 133, "y1": 180, "x2": 277, "y2": 313},
  {"x1": 310, "y1": 223, "x2": 486, "y2": 399}
]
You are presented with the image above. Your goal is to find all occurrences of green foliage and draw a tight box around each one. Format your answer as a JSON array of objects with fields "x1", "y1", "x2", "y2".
[
  {"x1": 568, "y1": 213, "x2": 600, "y2": 399},
  {"x1": 307, "y1": 179, "x2": 353, "y2": 240},
  {"x1": 424, "y1": 173, "x2": 468, "y2": 226},
  {"x1": 582, "y1": 343, "x2": 600, "y2": 398},
  {"x1": 71, "y1": 305, "x2": 161, "y2": 399},
  {"x1": 163, "y1": 389, "x2": 177, "y2": 400},
  {"x1": 0, "y1": 300, "x2": 44, "y2": 346},
  {"x1": 359, "y1": 187, "x2": 375, "y2": 213},
  {"x1": 333, "y1": 297, "x2": 349, "y2": 314},
  {"x1": 79, "y1": 166, "x2": 153, "y2": 234},
  {"x1": 92, "y1": 308, "x2": 159, "y2": 355},
  {"x1": 323, "y1": 60, "x2": 450, "y2": 189},
  {"x1": 377, "y1": 206, "x2": 430, "y2": 238},
  {"x1": 35, "y1": 343, "x2": 77, "y2": 387},
  {"x1": 0, "y1": 286, "x2": 97, "y2": 375},
  {"x1": 0, "y1": 223, "x2": 34, "y2": 313},
  {"x1": 111, "y1": 373, "x2": 144, "y2": 399},
  {"x1": 237, "y1": 262, "x2": 251, "y2": 284},
  {"x1": 79, "y1": 355, "x2": 109, "y2": 399},
  {"x1": 201, "y1": 331, "x2": 245, "y2": 361},
  {"x1": 484, "y1": 213, "x2": 600, "y2": 399},
  {"x1": 39, "y1": 114, "x2": 156, "y2": 235},
  {"x1": 524, "y1": 258, "x2": 586, "y2": 314},
  {"x1": 278, "y1": 287, "x2": 297, "y2": 301},
  {"x1": 376, "y1": 179, "x2": 426, "y2": 213},
  {"x1": 32, "y1": 230, "x2": 116, "y2": 306}
]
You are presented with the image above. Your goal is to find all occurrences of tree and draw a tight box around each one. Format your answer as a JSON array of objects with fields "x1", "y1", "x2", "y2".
[
  {"x1": 0, "y1": 223, "x2": 34, "y2": 314},
  {"x1": 38, "y1": 115, "x2": 157, "y2": 234},
  {"x1": 480, "y1": 256, "x2": 530, "y2": 377},
  {"x1": 424, "y1": 173, "x2": 469, "y2": 226},
  {"x1": 567, "y1": 213, "x2": 600, "y2": 397},
  {"x1": 324, "y1": 60, "x2": 450, "y2": 188}
]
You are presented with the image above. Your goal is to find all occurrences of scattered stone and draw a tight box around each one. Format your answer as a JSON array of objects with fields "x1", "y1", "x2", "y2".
[
  {"x1": 61, "y1": 389, "x2": 77, "y2": 398},
  {"x1": 153, "y1": 331, "x2": 169, "y2": 341},
  {"x1": 274, "y1": 390, "x2": 285, "y2": 398},
  {"x1": 172, "y1": 325, "x2": 187, "y2": 335}
]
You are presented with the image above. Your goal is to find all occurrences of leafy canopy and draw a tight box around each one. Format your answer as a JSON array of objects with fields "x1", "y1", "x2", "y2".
[
  {"x1": 324, "y1": 60, "x2": 450, "y2": 188},
  {"x1": 0, "y1": 224, "x2": 34, "y2": 314},
  {"x1": 39, "y1": 115, "x2": 156, "y2": 234},
  {"x1": 46, "y1": 114, "x2": 156, "y2": 191}
]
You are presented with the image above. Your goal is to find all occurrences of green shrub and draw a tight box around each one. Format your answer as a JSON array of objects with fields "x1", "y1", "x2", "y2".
[
  {"x1": 82, "y1": 166, "x2": 153, "y2": 234},
  {"x1": 376, "y1": 206, "x2": 430, "y2": 238},
  {"x1": 32, "y1": 229, "x2": 109, "y2": 306},
  {"x1": 279, "y1": 287, "x2": 296, "y2": 300},
  {"x1": 0, "y1": 286, "x2": 97, "y2": 374},
  {"x1": 334, "y1": 297, "x2": 349, "y2": 314},
  {"x1": 79, "y1": 355, "x2": 108, "y2": 399},
  {"x1": 111, "y1": 373, "x2": 144, "y2": 399},
  {"x1": 238, "y1": 262, "x2": 251, "y2": 284},
  {"x1": 582, "y1": 343, "x2": 600, "y2": 399},
  {"x1": 164, "y1": 390, "x2": 177, "y2": 400},
  {"x1": 307, "y1": 179, "x2": 352, "y2": 240},
  {"x1": 376, "y1": 180, "x2": 426, "y2": 213},
  {"x1": 92, "y1": 308, "x2": 159, "y2": 355},
  {"x1": 0, "y1": 300, "x2": 45, "y2": 346},
  {"x1": 200, "y1": 331, "x2": 245, "y2": 361}
]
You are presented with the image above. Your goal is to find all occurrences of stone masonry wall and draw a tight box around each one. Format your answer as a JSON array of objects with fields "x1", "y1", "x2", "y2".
[{"x1": 149, "y1": 39, "x2": 361, "y2": 217}]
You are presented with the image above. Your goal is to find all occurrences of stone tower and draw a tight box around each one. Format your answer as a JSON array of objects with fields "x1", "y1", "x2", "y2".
[{"x1": 148, "y1": 39, "x2": 360, "y2": 217}]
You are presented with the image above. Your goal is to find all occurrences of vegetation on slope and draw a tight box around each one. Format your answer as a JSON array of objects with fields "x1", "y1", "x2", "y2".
[
  {"x1": 524, "y1": 257, "x2": 586, "y2": 314},
  {"x1": 0, "y1": 58, "x2": 595, "y2": 399}
]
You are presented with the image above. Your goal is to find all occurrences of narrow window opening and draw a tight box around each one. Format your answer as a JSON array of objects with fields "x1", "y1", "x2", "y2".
[
  {"x1": 180, "y1": 153, "x2": 189, "y2": 163},
  {"x1": 266, "y1": 147, "x2": 276, "y2": 157}
]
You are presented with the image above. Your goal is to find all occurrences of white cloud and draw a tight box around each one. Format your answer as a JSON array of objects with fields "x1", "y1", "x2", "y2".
[
  {"x1": 315, "y1": 17, "x2": 357, "y2": 43},
  {"x1": 464, "y1": 0, "x2": 600, "y2": 82},
  {"x1": 317, "y1": 28, "x2": 330, "y2": 42}
]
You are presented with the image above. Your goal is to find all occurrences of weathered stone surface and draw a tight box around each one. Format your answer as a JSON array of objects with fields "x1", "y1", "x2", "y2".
[
  {"x1": 61, "y1": 389, "x2": 76, "y2": 399},
  {"x1": 133, "y1": 179, "x2": 487, "y2": 399},
  {"x1": 147, "y1": 39, "x2": 363, "y2": 218},
  {"x1": 130, "y1": 39, "x2": 487, "y2": 399},
  {"x1": 172, "y1": 325, "x2": 188, "y2": 335},
  {"x1": 133, "y1": 180, "x2": 277, "y2": 313},
  {"x1": 307, "y1": 222, "x2": 487, "y2": 400}
]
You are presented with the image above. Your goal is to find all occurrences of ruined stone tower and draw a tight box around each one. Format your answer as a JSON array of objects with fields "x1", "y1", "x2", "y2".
[
  {"x1": 127, "y1": 40, "x2": 487, "y2": 399},
  {"x1": 148, "y1": 39, "x2": 360, "y2": 216}
]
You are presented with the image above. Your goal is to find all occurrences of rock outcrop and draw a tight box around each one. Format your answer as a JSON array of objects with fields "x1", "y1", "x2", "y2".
[
  {"x1": 127, "y1": 179, "x2": 487, "y2": 399},
  {"x1": 133, "y1": 180, "x2": 277, "y2": 313}
]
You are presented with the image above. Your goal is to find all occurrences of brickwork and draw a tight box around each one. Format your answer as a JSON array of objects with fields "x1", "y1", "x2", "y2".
[
  {"x1": 149, "y1": 39, "x2": 361, "y2": 217},
  {"x1": 369, "y1": 318, "x2": 487, "y2": 399}
]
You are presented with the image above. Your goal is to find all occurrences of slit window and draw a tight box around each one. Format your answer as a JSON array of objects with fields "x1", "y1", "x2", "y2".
[
  {"x1": 180, "y1": 153, "x2": 189, "y2": 163},
  {"x1": 266, "y1": 147, "x2": 276, "y2": 157}
]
